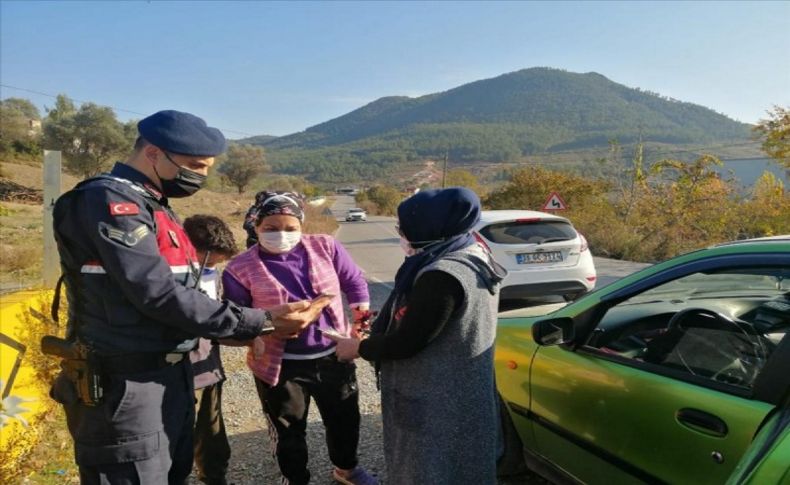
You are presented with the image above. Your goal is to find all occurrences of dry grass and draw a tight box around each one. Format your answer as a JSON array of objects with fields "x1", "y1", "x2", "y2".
[
  {"x1": 302, "y1": 203, "x2": 339, "y2": 235},
  {"x1": 10, "y1": 408, "x2": 80, "y2": 484},
  {"x1": 0, "y1": 202, "x2": 44, "y2": 287},
  {"x1": 0, "y1": 161, "x2": 81, "y2": 193},
  {"x1": 0, "y1": 162, "x2": 80, "y2": 288}
]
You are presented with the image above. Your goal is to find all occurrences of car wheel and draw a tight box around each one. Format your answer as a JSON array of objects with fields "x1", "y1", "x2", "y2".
[{"x1": 563, "y1": 292, "x2": 585, "y2": 302}]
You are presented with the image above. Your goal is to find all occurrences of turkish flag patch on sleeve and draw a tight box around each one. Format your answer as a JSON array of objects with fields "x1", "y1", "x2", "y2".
[{"x1": 109, "y1": 202, "x2": 140, "y2": 216}]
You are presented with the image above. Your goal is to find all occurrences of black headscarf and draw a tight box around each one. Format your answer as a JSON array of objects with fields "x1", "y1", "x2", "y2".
[{"x1": 373, "y1": 187, "x2": 481, "y2": 334}]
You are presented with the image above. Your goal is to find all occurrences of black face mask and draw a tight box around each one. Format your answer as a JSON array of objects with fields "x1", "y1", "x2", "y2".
[{"x1": 159, "y1": 152, "x2": 207, "y2": 198}]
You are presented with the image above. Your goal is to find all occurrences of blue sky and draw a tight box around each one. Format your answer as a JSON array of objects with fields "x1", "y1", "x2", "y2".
[{"x1": 1, "y1": 1, "x2": 788, "y2": 138}]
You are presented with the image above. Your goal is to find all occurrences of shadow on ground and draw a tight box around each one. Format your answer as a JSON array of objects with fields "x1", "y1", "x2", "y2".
[{"x1": 216, "y1": 413, "x2": 385, "y2": 485}]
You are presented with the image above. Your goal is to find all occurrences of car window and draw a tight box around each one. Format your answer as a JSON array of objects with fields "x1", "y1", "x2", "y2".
[
  {"x1": 586, "y1": 267, "x2": 790, "y2": 392},
  {"x1": 480, "y1": 220, "x2": 576, "y2": 244}
]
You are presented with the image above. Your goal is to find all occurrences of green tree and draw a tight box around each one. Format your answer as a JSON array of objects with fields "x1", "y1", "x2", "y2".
[
  {"x1": 484, "y1": 165, "x2": 608, "y2": 212},
  {"x1": 740, "y1": 171, "x2": 790, "y2": 238},
  {"x1": 3, "y1": 98, "x2": 40, "y2": 120},
  {"x1": 630, "y1": 155, "x2": 739, "y2": 259},
  {"x1": 445, "y1": 168, "x2": 482, "y2": 195},
  {"x1": 217, "y1": 144, "x2": 268, "y2": 193},
  {"x1": 46, "y1": 94, "x2": 76, "y2": 122},
  {"x1": 360, "y1": 185, "x2": 402, "y2": 216},
  {"x1": 754, "y1": 106, "x2": 789, "y2": 172},
  {"x1": 0, "y1": 98, "x2": 41, "y2": 156},
  {"x1": 43, "y1": 100, "x2": 130, "y2": 178}
]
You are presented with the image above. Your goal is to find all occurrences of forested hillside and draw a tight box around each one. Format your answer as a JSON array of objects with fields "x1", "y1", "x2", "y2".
[{"x1": 240, "y1": 68, "x2": 755, "y2": 181}]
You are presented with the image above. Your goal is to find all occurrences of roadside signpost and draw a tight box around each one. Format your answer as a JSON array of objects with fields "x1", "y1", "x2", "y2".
[
  {"x1": 542, "y1": 191, "x2": 568, "y2": 211},
  {"x1": 43, "y1": 150, "x2": 62, "y2": 288}
]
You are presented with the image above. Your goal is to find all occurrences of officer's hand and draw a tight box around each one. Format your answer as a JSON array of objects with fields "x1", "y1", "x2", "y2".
[{"x1": 268, "y1": 299, "x2": 331, "y2": 339}]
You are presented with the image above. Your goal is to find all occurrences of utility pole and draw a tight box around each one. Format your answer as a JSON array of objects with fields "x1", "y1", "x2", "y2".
[
  {"x1": 441, "y1": 149, "x2": 449, "y2": 189},
  {"x1": 43, "y1": 150, "x2": 62, "y2": 288}
]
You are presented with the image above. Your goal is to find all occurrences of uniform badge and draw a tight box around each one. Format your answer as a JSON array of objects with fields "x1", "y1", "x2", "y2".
[
  {"x1": 101, "y1": 223, "x2": 150, "y2": 247},
  {"x1": 168, "y1": 230, "x2": 180, "y2": 248},
  {"x1": 109, "y1": 202, "x2": 139, "y2": 216},
  {"x1": 143, "y1": 184, "x2": 163, "y2": 200}
]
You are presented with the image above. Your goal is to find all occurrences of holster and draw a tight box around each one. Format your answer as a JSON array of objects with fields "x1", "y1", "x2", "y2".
[
  {"x1": 42, "y1": 336, "x2": 104, "y2": 406},
  {"x1": 61, "y1": 358, "x2": 103, "y2": 406}
]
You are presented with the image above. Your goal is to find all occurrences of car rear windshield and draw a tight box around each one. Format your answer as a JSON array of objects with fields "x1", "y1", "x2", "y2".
[{"x1": 480, "y1": 220, "x2": 577, "y2": 244}]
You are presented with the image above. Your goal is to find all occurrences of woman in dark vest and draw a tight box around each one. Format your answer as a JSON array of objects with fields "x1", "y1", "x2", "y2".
[{"x1": 331, "y1": 187, "x2": 507, "y2": 485}]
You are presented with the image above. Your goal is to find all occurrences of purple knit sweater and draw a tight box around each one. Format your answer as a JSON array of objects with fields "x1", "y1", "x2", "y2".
[{"x1": 223, "y1": 240, "x2": 368, "y2": 356}]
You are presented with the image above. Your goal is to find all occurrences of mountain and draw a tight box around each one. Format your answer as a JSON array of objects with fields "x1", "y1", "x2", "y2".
[
  {"x1": 236, "y1": 134, "x2": 278, "y2": 144},
  {"x1": 239, "y1": 67, "x2": 755, "y2": 182}
]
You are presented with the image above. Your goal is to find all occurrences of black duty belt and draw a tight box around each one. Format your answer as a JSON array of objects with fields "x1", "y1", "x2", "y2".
[{"x1": 98, "y1": 352, "x2": 186, "y2": 375}]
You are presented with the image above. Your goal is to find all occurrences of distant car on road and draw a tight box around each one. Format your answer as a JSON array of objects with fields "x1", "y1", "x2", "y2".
[
  {"x1": 472, "y1": 210, "x2": 596, "y2": 302},
  {"x1": 345, "y1": 208, "x2": 367, "y2": 222},
  {"x1": 496, "y1": 235, "x2": 790, "y2": 485}
]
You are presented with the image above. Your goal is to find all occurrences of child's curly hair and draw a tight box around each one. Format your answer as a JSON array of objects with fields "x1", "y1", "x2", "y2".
[{"x1": 183, "y1": 214, "x2": 239, "y2": 258}]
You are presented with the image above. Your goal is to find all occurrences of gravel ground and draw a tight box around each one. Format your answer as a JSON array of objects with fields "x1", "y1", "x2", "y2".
[{"x1": 188, "y1": 281, "x2": 544, "y2": 485}]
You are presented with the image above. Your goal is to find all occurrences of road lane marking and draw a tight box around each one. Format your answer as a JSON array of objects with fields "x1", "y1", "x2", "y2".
[{"x1": 368, "y1": 276, "x2": 394, "y2": 290}]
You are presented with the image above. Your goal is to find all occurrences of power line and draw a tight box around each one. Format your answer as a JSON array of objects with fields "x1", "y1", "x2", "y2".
[{"x1": 0, "y1": 83, "x2": 257, "y2": 137}]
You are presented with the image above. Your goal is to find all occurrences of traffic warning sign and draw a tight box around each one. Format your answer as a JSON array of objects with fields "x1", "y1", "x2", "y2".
[{"x1": 542, "y1": 192, "x2": 568, "y2": 211}]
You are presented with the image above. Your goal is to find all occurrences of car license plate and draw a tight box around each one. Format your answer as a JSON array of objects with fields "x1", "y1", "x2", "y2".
[{"x1": 516, "y1": 251, "x2": 563, "y2": 264}]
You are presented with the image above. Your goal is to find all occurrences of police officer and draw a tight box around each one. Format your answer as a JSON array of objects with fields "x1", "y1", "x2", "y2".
[{"x1": 49, "y1": 110, "x2": 324, "y2": 484}]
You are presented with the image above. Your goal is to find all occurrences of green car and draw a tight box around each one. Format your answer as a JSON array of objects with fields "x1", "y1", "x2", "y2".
[{"x1": 495, "y1": 236, "x2": 790, "y2": 484}]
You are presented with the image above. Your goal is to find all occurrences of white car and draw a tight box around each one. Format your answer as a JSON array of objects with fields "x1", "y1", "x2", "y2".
[
  {"x1": 345, "y1": 208, "x2": 367, "y2": 222},
  {"x1": 473, "y1": 210, "x2": 596, "y2": 301}
]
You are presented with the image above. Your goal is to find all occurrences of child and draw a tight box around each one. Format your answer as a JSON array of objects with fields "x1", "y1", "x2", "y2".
[{"x1": 183, "y1": 214, "x2": 240, "y2": 485}]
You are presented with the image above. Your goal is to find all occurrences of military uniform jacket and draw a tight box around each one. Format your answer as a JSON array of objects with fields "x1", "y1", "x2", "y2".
[{"x1": 53, "y1": 162, "x2": 264, "y2": 356}]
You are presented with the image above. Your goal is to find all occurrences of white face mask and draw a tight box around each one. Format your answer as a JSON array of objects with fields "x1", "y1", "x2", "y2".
[
  {"x1": 399, "y1": 236, "x2": 416, "y2": 256},
  {"x1": 258, "y1": 231, "x2": 302, "y2": 254}
]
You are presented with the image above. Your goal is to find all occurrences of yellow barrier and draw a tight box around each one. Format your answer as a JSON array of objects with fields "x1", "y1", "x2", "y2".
[{"x1": 0, "y1": 290, "x2": 57, "y2": 481}]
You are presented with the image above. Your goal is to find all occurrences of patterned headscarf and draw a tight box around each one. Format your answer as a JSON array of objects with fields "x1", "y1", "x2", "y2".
[{"x1": 243, "y1": 191, "x2": 305, "y2": 248}]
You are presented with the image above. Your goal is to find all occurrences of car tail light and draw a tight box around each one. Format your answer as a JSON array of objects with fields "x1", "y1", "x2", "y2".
[
  {"x1": 586, "y1": 276, "x2": 597, "y2": 282},
  {"x1": 473, "y1": 231, "x2": 491, "y2": 252},
  {"x1": 579, "y1": 233, "x2": 589, "y2": 252}
]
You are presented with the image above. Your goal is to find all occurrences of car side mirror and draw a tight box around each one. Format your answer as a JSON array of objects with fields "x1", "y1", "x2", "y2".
[{"x1": 532, "y1": 317, "x2": 575, "y2": 346}]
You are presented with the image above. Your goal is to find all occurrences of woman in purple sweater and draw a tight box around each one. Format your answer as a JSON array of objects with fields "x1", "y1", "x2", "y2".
[{"x1": 223, "y1": 191, "x2": 377, "y2": 485}]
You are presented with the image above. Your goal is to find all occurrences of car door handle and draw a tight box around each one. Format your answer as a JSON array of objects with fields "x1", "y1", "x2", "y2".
[{"x1": 676, "y1": 408, "x2": 728, "y2": 437}]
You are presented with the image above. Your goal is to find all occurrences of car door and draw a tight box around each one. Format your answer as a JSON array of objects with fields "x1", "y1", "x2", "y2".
[
  {"x1": 726, "y1": 395, "x2": 790, "y2": 485},
  {"x1": 528, "y1": 254, "x2": 790, "y2": 485}
]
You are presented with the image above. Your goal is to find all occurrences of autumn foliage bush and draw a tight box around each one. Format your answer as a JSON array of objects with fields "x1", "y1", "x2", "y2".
[
  {"x1": 484, "y1": 155, "x2": 789, "y2": 262},
  {"x1": 355, "y1": 185, "x2": 403, "y2": 216}
]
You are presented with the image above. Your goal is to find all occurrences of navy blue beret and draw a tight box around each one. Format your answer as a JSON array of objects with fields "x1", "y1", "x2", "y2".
[{"x1": 137, "y1": 110, "x2": 227, "y2": 156}]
